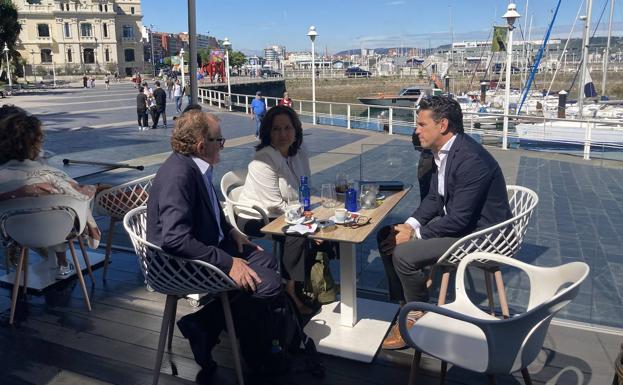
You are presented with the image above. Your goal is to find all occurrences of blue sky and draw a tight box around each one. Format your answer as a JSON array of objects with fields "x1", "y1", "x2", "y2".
[{"x1": 143, "y1": 0, "x2": 622, "y2": 54}]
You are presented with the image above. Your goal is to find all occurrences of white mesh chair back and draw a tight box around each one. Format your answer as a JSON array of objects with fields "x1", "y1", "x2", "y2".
[
  {"x1": 95, "y1": 174, "x2": 155, "y2": 220},
  {"x1": 400, "y1": 252, "x2": 589, "y2": 375},
  {"x1": 438, "y1": 185, "x2": 539, "y2": 265},
  {"x1": 123, "y1": 206, "x2": 238, "y2": 297},
  {"x1": 219, "y1": 170, "x2": 270, "y2": 235}
]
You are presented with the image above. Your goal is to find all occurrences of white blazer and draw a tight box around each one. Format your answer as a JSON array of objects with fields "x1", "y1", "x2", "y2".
[{"x1": 238, "y1": 144, "x2": 311, "y2": 219}]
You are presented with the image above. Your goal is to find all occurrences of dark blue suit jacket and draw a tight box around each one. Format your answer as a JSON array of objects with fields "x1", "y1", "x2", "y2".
[
  {"x1": 413, "y1": 133, "x2": 512, "y2": 240},
  {"x1": 147, "y1": 152, "x2": 234, "y2": 273}
]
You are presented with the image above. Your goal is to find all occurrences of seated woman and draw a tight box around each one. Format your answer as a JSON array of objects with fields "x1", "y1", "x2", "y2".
[
  {"x1": 0, "y1": 106, "x2": 101, "y2": 279},
  {"x1": 237, "y1": 105, "x2": 317, "y2": 314}
]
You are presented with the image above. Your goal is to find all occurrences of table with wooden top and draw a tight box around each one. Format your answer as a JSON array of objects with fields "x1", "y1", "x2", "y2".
[{"x1": 261, "y1": 187, "x2": 410, "y2": 362}]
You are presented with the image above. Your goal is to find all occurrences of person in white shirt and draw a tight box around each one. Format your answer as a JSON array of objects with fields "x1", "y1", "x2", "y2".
[
  {"x1": 238, "y1": 105, "x2": 323, "y2": 314},
  {"x1": 173, "y1": 79, "x2": 183, "y2": 113}
]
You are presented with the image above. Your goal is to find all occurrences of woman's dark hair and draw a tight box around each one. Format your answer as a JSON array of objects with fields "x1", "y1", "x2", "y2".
[
  {"x1": 0, "y1": 110, "x2": 43, "y2": 164},
  {"x1": 255, "y1": 105, "x2": 303, "y2": 156},
  {"x1": 417, "y1": 96, "x2": 464, "y2": 134}
]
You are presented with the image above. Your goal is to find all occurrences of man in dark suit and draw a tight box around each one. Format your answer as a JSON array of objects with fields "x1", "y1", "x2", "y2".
[
  {"x1": 378, "y1": 96, "x2": 512, "y2": 349},
  {"x1": 147, "y1": 110, "x2": 281, "y2": 376},
  {"x1": 411, "y1": 129, "x2": 434, "y2": 201},
  {"x1": 151, "y1": 81, "x2": 168, "y2": 129}
]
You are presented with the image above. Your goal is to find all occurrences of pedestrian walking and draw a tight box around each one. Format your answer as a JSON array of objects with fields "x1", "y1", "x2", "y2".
[
  {"x1": 82, "y1": 75, "x2": 88, "y2": 88},
  {"x1": 183, "y1": 81, "x2": 191, "y2": 107},
  {"x1": 250, "y1": 91, "x2": 266, "y2": 138},
  {"x1": 278, "y1": 91, "x2": 293, "y2": 107},
  {"x1": 90, "y1": 75, "x2": 96, "y2": 88},
  {"x1": 151, "y1": 81, "x2": 168, "y2": 129},
  {"x1": 104, "y1": 74, "x2": 110, "y2": 90},
  {"x1": 173, "y1": 79, "x2": 183, "y2": 113},
  {"x1": 166, "y1": 78, "x2": 174, "y2": 100},
  {"x1": 137, "y1": 86, "x2": 149, "y2": 131}
]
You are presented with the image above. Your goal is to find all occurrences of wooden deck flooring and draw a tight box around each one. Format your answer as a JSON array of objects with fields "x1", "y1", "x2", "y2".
[{"x1": 0, "y1": 249, "x2": 619, "y2": 385}]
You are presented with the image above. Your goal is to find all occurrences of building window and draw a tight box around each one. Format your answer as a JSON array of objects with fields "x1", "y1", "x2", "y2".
[
  {"x1": 37, "y1": 24, "x2": 50, "y2": 37},
  {"x1": 40, "y1": 49, "x2": 52, "y2": 63},
  {"x1": 103, "y1": 23, "x2": 108, "y2": 38},
  {"x1": 124, "y1": 49, "x2": 135, "y2": 62},
  {"x1": 64, "y1": 22, "x2": 71, "y2": 38},
  {"x1": 105, "y1": 48, "x2": 110, "y2": 62},
  {"x1": 83, "y1": 48, "x2": 95, "y2": 63},
  {"x1": 104, "y1": 4, "x2": 108, "y2": 12},
  {"x1": 67, "y1": 48, "x2": 73, "y2": 62},
  {"x1": 81, "y1": 23, "x2": 93, "y2": 37},
  {"x1": 122, "y1": 25, "x2": 134, "y2": 39},
  {"x1": 98, "y1": 4, "x2": 102, "y2": 11},
  {"x1": 130, "y1": 6, "x2": 135, "y2": 14}
]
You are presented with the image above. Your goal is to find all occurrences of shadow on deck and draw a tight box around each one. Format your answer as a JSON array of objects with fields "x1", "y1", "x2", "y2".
[{"x1": 0, "y1": 251, "x2": 619, "y2": 385}]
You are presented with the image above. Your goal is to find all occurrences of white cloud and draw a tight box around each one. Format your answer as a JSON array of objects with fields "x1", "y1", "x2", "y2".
[{"x1": 387, "y1": 0, "x2": 406, "y2": 5}]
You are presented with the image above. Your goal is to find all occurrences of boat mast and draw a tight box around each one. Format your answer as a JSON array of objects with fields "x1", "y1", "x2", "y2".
[
  {"x1": 522, "y1": 0, "x2": 529, "y2": 90},
  {"x1": 578, "y1": 0, "x2": 593, "y2": 119},
  {"x1": 602, "y1": 0, "x2": 615, "y2": 96}
]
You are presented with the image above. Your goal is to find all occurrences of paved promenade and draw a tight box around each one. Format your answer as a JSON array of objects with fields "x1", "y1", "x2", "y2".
[
  {"x1": 1, "y1": 82, "x2": 623, "y2": 384},
  {"x1": 8, "y1": 82, "x2": 623, "y2": 330}
]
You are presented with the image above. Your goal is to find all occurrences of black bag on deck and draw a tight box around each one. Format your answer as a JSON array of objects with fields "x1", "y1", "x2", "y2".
[{"x1": 237, "y1": 291, "x2": 325, "y2": 378}]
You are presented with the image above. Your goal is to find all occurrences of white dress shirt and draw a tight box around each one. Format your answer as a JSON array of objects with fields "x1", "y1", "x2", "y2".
[
  {"x1": 192, "y1": 157, "x2": 224, "y2": 242},
  {"x1": 405, "y1": 134, "x2": 457, "y2": 239}
]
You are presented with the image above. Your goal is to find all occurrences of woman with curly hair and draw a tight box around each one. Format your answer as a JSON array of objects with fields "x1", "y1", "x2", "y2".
[{"x1": 0, "y1": 105, "x2": 102, "y2": 279}]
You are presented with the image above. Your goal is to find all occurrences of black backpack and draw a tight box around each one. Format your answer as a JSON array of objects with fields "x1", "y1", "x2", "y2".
[{"x1": 237, "y1": 291, "x2": 325, "y2": 379}]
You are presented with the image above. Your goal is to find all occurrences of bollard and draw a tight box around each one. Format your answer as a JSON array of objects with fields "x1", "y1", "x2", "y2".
[
  {"x1": 444, "y1": 76, "x2": 451, "y2": 93},
  {"x1": 388, "y1": 107, "x2": 393, "y2": 135},
  {"x1": 557, "y1": 90, "x2": 567, "y2": 119},
  {"x1": 583, "y1": 121, "x2": 593, "y2": 160},
  {"x1": 480, "y1": 82, "x2": 488, "y2": 104}
]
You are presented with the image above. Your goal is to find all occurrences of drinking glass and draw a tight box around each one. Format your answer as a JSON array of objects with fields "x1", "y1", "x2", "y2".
[
  {"x1": 360, "y1": 183, "x2": 378, "y2": 209},
  {"x1": 321, "y1": 183, "x2": 337, "y2": 208},
  {"x1": 335, "y1": 173, "x2": 348, "y2": 194}
]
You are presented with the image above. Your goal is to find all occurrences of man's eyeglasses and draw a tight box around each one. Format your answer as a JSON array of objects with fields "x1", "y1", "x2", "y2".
[
  {"x1": 207, "y1": 137, "x2": 226, "y2": 147},
  {"x1": 345, "y1": 215, "x2": 372, "y2": 229}
]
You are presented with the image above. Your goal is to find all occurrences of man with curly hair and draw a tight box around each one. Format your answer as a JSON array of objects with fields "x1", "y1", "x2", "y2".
[{"x1": 146, "y1": 110, "x2": 281, "y2": 375}]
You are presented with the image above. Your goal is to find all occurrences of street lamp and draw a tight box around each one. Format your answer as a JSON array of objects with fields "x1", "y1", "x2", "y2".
[
  {"x1": 50, "y1": 51, "x2": 56, "y2": 87},
  {"x1": 501, "y1": 3, "x2": 520, "y2": 150},
  {"x1": 3, "y1": 43, "x2": 11, "y2": 87},
  {"x1": 30, "y1": 49, "x2": 36, "y2": 83},
  {"x1": 149, "y1": 24, "x2": 156, "y2": 77},
  {"x1": 222, "y1": 37, "x2": 232, "y2": 111},
  {"x1": 307, "y1": 25, "x2": 318, "y2": 125},
  {"x1": 179, "y1": 47, "x2": 185, "y2": 90}
]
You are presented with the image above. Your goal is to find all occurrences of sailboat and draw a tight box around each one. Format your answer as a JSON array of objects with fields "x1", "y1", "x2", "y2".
[{"x1": 515, "y1": 0, "x2": 623, "y2": 147}]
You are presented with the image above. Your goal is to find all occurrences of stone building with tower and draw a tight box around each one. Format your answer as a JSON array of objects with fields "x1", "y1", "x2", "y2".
[{"x1": 13, "y1": 0, "x2": 145, "y2": 77}]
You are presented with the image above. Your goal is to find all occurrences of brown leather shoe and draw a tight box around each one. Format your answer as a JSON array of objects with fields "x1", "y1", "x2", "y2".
[{"x1": 382, "y1": 319, "x2": 414, "y2": 350}]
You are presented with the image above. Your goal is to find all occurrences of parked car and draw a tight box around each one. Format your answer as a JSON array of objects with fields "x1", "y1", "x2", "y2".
[
  {"x1": 492, "y1": 63, "x2": 520, "y2": 74},
  {"x1": 262, "y1": 69, "x2": 283, "y2": 78},
  {"x1": 345, "y1": 67, "x2": 372, "y2": 78}
]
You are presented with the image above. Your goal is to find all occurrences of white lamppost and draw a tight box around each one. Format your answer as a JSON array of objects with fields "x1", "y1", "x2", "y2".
[
  {"x1": 307, "y1": 25, "x2": 317, "y2": 125},
  {"x1": 50, "y1": 51, "x2": 56, "y2": 87},
  {"x1": 30, "y1": 49, "x2": 36, "y2": 83},
  {"x1": 502, "y1": 3, "x2": 520, "y2": 150},
  {"x1": 3, "y1": 43, "x2": 12, "y2": 87},
  {"x1": 179, "y1": 47, "x2": 185, "y2": 90},
  {"x1": 223, "y1": 37, "x2": 232, "y2": 111}
]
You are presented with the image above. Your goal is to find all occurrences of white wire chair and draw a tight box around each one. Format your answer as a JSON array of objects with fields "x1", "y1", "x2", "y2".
[
  {"x1": 431, "y1": 185, "x2": 539, "y2": 317},
  {"x1": 123, "y1": 206, "x2": 244, "y2": 385},
  {"x1": 95, "y1": 174, "x2": 154, "y2": 281},
  {"x1": 399, "y1": 252, "x2": 589, "y2": 385},
  {"x1": 220, "y1": 170, "x2": 271, "y2": 235},
  {"x1": 0, "y1": 195, "x2": 95, "y2": 324}
]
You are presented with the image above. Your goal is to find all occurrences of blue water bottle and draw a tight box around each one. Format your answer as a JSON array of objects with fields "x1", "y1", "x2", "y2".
[
  {"x1": 345, "y1": 184, "x2": 358, "y2": 212},
  {"x1": 299, "y1": 176, "x2": 311, "y2": 211}
]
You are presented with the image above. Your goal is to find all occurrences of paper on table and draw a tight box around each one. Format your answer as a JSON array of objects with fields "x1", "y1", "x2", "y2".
[{"x1": 286, "y1": 223, "x2": 318, "y2": 235}]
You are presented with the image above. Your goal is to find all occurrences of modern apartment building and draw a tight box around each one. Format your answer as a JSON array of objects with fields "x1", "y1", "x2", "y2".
[{"x1": 14, "y1": 0, "x2": 145, "y2": 77}]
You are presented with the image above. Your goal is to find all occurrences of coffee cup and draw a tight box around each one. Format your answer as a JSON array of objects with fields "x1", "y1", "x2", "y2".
[
  {"x1": 285, "y1": 204, "x2": 302, "y2": 222},
  {"x1": 335, "y1": 208, "x2": 349, "y2": 223}
]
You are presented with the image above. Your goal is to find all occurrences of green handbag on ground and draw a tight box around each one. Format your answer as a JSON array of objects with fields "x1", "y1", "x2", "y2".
[{"x1": 307, "y1": 251, "x2": 337, "y2": 304}]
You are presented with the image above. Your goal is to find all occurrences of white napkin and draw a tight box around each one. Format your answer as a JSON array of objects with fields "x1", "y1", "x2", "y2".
[{"x1": 286, "y1": 223, "x2": 318, "y2": 235}]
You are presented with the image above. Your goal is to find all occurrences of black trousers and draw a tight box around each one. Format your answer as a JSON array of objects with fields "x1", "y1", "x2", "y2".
[
  {"x1": 137, "y1": 109, "x2": 148, "y2": 127},
  {"x1": 377, "y1": 224, "x2": 458, "y2": 302}
]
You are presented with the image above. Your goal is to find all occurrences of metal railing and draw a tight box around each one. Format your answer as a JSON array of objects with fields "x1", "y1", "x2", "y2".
[{"x1": 197, "y1": 88, "x2": 623, "y2": 161}]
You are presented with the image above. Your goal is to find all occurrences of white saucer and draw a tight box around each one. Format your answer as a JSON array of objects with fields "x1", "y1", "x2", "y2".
[
  {"x1": 328, "y1": 215, "x2": 354, "y2": 225},
  {"x1": 285, "y1": 216, "x2": 315, "y2": 225}
]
